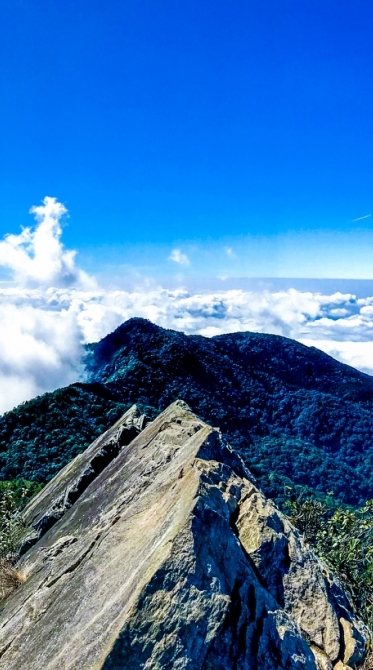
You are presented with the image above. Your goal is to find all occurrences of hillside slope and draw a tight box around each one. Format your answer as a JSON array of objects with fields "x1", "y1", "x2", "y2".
[
  {"x1": 1, "y1": 318, "x2": 373, "y2": 506},
  {"x1": 84, "y1": 318, "x2": 373, "y2": 506},
  {"x1": 0, "y1": 384, "x2": 127, "y2": 483}
]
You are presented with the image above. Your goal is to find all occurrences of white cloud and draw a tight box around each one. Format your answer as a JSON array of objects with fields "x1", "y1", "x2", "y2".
[
  {"x1": 168, "y1": 248, "x2": 190, "y2": 266},
  {"x1": 2, "y1": 282, "x2": 373, "y2": 413},
  {"x1": 300, "y1": 339, "x2": 373, "y2": 376},
  {"x1": 0, "y1": 197, "x2": 94, "y2": 289},
  {"x1": 0, "y1": 197, "x2": 95, "y2": 411},
  {"x1": 0, "y1": 289, "x2": 84, "y2": 412},
  {"x1": 225, "y1": 246, "x2": 236, "y2": 258},
  {"x1": 1, "y1": 198, "x2": 373, "y2": 413},
  {"x1": 352, "y1": 214, "x2": 371, "y2": 222}
]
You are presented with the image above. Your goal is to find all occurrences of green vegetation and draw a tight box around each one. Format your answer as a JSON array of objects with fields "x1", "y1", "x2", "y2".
[
  {"x1": 0, "y1": 480, "x2": 42, "y2": 600},
  {"x1": 286, "y1": 495, "x2": 373, "y2": 628},
  {"x1": 0, "y1": 318, "x2": 372, "y2": 631},
  {"x1": 0, "y1": 480, "x2": 42, "y2": 560},
  {"x1": 0, "y1": 383, "x2": 127, "y2": 485},
  {"x1": 0, "y1": 480, "x2": 43, "y2": 512},
  {"x1": 83, "y1": 319, "x2": 373, "y2": 506},
  {"x1": 1, "y1": 318, "x2": 373, "y2": 508}
]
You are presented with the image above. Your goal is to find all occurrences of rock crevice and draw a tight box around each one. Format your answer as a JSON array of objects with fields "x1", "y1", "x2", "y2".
[{"x1": 20, "y1": 405, "x2": 149, "y2": 554}]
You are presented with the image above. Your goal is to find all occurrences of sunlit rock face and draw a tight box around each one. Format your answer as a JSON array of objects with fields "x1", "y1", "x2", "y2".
[{"x1": 0, "y1": 401, "x2": 369, "y2": 669}]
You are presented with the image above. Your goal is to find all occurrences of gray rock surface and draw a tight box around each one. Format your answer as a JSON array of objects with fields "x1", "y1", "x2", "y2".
[
  {"x1": 20, "y1": 404, "x2": 148, "y2": 553},
  {"x1": 0, "y1": 400, "x2": 369, "y2": 669}
]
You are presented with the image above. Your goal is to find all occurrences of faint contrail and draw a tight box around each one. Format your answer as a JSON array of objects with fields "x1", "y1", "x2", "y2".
[{"x1": 352, "y1": 214, "x2": 371, "y2": 221}]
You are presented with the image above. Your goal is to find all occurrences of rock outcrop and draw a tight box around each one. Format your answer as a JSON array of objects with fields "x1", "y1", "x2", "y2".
[{"x1": 0, "y1": 401, "x2": 369, "y2": 669}]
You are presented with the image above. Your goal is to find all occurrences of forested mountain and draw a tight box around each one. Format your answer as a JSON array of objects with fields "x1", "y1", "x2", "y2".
[{"x1": 2, "y1": 317, "x2": 373, "y2": 507}]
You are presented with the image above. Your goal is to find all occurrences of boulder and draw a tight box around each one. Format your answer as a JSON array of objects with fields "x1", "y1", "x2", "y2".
[{"x1": 0, "y1": 400, "x2": 369, "y2": 669}]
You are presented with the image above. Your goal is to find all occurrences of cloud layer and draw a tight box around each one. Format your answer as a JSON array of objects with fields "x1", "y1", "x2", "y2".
[
  {"x1": 2, "y1": 282, "x2": 373, "y2": 413},
  {"x1": 1, "y1": 198, "x2": 373, "y2": 413}
]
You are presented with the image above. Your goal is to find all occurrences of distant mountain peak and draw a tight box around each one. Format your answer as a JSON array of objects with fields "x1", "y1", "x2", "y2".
[{"x1": 2, "y1": 318, "x2": 373, "y2": 506}]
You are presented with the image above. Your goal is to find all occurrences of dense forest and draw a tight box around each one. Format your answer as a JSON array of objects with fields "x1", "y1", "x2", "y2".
[
  {"x1": 0, "y1": 385, "x2": 126, "y2": 483},
  {"x1": 1, "y1": 317, "x2": 373, "y2": 507}
]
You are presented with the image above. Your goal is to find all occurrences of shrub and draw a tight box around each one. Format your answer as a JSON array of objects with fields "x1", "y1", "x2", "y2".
[
  {"x1": 0, "y1": 481, "x2": 40, "y2": 601},
  {"x1": 0, "y1": 487, "x2": 26, "y2": 560},
  {"x1": 285, "y1": 496, "x2": 373, "y2": 629}
]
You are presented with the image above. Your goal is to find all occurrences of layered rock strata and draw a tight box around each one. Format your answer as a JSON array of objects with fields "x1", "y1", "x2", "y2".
[{"x1": 0, "y1": 400, "x2": 369, "y2": 669}]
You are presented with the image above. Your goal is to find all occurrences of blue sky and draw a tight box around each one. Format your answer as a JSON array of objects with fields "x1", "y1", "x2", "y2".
[
  {"x1": 1, "y1": 0, "x2": 373, "y2": 281},
  {"x1": 1, "y1": 2, "x2": 373, "y2": 410}
]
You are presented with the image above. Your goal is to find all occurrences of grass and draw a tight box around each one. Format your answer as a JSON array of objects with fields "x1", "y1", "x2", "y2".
[{"x1": 0, "y1": 559, "x2": 25, "y2": 601}]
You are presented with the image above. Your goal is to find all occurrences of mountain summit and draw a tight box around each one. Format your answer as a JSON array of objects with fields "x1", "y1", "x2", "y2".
[
  {"x1": 83, "y1": 318, "x2": 373, "y2": 505},
  {"x1": 0, "y1": 401, "x2": 368, "y2": 669}
]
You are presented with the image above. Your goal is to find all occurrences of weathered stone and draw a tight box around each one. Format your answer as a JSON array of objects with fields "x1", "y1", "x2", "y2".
[
  {"x1": 237, "y1": 489, "x2": 341, "y2": 660},
  {"x1": 311, "y1": 646, "x2": 333, "y2": 670},
  {"x1": 333, "y1": 662, "x2": 353, "y2": 670},
  {"x1": 0, "y1": 400, "x2": 369, "y2": 669},
  {"x1": 19, "y1": 404, "x2": 147, "y2": 554},
  {"x1": 340, "y1": 616, "x2": 367, "y2": 666}
]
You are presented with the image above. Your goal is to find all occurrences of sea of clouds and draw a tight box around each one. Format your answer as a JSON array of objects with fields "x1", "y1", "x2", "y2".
[{"x1": 0, "y1": 196, "x2": 373, "y2": 413}]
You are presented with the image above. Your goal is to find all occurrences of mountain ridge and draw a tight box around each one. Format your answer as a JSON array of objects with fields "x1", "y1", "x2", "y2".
[
  {"x1": 1, "y1": 317, "x2": 373, "y2": 506},
  {"x1": 0, "y1": 400, "x2": 368, "y2": 669}
]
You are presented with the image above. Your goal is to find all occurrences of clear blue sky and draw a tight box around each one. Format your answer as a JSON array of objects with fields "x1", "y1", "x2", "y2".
[{"x1": 1, "y1": 0, "x2": 373, "y2": 280}]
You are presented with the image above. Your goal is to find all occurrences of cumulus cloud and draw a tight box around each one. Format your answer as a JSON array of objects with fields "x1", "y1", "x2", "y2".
[
  {"x1": 0, "y1": 197, "x2": 96, "y2": 411},
  {"x1": 0, "y1": 196, "x2": 94, "y2": 289},
  {"x1": 168, "y1": 248, "x2": 190, "y2": 266},
  {"x1": 2, "y1": 198, "x2": 373, "y2": 413}
]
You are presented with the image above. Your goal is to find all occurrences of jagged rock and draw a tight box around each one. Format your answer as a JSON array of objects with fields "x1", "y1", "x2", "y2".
[
  {"x1": 235, "y1": 488, "x2": 368, "y2": 663},
  {"x1": 310, "y1": 647, "x2": 333, "y2": 670},
  {"x1": 340, "y1": 617, "x2": 367, "y2": 666},
  {"x1": 0, "y1": 400, "x2": 369, "y2": 669},
  {"x1": 20, "y1": 404, "x2": 148, "y2": 554}
]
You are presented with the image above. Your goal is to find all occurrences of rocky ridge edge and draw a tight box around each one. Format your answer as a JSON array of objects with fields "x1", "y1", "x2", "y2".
[{"x1": 0, "y1": 400, "x2": 369, "y2": 669}]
